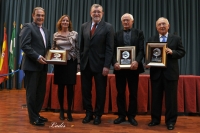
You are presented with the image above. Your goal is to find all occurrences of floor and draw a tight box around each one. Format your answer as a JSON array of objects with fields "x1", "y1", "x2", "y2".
[{"x1": 0, "y1": 89, "x2": 199, "y2": 133}]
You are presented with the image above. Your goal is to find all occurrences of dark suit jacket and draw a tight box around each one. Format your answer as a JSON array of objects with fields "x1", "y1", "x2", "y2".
[
  {"x1": 80, "y1": 20, "x2": 114, "y2": 72},
  {"x1": 148, "y1": 33, "x2": 185, "y2": 80},
  {"x1": 20, "y1": 22, "x2": 51, "y2": 72},
  {"x1": 112, "y1": 28, "x2": 145, "y2": 73}
]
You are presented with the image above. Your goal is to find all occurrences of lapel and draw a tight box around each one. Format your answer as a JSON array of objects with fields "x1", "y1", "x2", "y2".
[
  {"x1": 155, "y1": 35, "x2": 160, "y2": 42},
  {"x1": 86, "y1": 22, "x2": 92, "y2": 40},
  {"x1": 32, "y1": 22, "x2": 46, "y2": 48},
  {"x1": 118, "y1": 30, "x2": 124, "y2": 46},
  {"x1": 42, "y1": 27, "x2": 48, "y2": 48},
  {"x1": 130, "y1": 28, "x2": 135, "y2": 45},
  {"x1": 167, "y1": 33, "x2": 173, "y2": 47}
]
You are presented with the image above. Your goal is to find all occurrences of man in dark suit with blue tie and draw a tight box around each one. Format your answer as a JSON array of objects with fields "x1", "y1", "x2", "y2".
[
  {"x1": 112, "y1": 13, "x2": 144, "y2": 126},
  {"x1": 20, "y1": 7, "x2": 51, "y2": 126},
  {"x1": 80, "y1": 4, "x2": 114, "y2": 125},
  {"x1": 147, "y1": 17, "x2": 185, "y2": 130}
]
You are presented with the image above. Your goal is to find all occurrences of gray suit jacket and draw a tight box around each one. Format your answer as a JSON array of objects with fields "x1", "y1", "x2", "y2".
[
  {"x1": 80, "y1": 20, "x2": 114, "y2": 72},
  {"x1": 148, "y1": 33, "x2": 185, "y2": 80},
  {"x1": 20, "y1": 22, "x2": 51, "y2": 71}
]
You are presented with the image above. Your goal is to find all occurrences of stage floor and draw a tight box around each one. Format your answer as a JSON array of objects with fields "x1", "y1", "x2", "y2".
[{"x1": 0, "y1": 89, "x2": 200, "y2": 133}]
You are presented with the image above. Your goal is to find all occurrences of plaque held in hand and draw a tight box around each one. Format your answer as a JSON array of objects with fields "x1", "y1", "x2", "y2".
[{"x1": 45, "y1": 49, "x2": 68, "y2": 65}]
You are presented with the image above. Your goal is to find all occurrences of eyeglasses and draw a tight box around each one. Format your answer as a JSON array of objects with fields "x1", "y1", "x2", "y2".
[{"x1": 92, "y1": 11, "x2": 102, "y2": 14}]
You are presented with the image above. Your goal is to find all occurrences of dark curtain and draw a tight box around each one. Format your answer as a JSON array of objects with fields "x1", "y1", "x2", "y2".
[{"x1": 0, "y1": 0, "x2": 199, "y2": 89}]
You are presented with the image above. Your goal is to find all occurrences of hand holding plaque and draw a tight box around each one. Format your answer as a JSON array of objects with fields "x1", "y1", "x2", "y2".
[
  {"x1": 45, "y1": 49, "x2": 68, "y2": 65},
  {"x1": 117, "y1": 46, "x2": 136, "y2": 69},
  {"x1": 145, "y1": 42, "x2": 167, "y2": 67}
]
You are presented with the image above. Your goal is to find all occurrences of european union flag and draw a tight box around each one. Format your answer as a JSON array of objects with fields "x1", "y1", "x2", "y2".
[{"x1": 18, "y1": 50, "x2": 24, "y2": 88}]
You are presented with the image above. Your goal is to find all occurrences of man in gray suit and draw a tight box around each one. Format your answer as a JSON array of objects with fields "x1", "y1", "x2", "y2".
[
  {"x1": 147, "y1": 17, "x2": 185, "y2": 130},
  {"x1": 80, "y1": 4, "x2": 114, "y2": 125},
  {"x1": 20, "y1": 7, "x2": 51, "y2": 126}
]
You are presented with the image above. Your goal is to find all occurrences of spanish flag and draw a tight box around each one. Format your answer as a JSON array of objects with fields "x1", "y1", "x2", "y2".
[{"x1": 0, "y1": 26, "x2": 8, "y2": 84}]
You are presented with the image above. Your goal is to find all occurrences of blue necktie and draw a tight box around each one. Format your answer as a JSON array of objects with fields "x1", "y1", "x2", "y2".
[{"x1": 161, "y1": 36, "x2": 166, "y2": 42}]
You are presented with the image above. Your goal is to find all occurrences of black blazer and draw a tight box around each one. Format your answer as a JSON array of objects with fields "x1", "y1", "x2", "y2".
[
  {"x1": 112, "y1": 28, "x2": 145, "y2": 73},
  {"x1": 20, "y1": 22, "x2": 51, "y2": 71},
  {"x1": 148, "y1": 33, "x2": 185, "y2": 80},
  {"x1": 80, "y1": 20, "x2": 114, "y2": 72}
]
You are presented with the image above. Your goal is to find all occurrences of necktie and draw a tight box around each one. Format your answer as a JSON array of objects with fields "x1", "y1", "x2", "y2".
[
  {"x1": 39, "y1": 27, "x2": 46, "y2": 47},
  {"x1": 90, "y1": 23, "x2": 97, "y2": 37},
  {"x1": 161, "y1": 36, "x2": 166, "y2": 42}
]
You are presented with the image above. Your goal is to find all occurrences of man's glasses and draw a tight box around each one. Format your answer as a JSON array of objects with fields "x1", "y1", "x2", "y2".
[
  {"x1": 92, "y1": 11, "x2": 102, "y2": 14},
  {"x1": 157, "y1": 23, "x2": 167, "y2": 27}
]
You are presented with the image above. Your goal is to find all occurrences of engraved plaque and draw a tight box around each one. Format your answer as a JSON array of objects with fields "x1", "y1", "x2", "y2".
[
  {"x1": 117, "y1": 46, "x2": 136, "y2": 69},
  {"x1": 146, "y1": 42, "x2": 167, "y2": 67},
  {"x1": 45, "y1": 50, "x2": 68, "y2": 65}
]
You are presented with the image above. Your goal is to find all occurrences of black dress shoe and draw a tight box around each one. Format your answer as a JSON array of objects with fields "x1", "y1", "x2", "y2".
[
  {"x1": 167, "y1": 124, "x2": 174, "y2": 130},
  {"x1": 67, "y1": 113, "x2": 73, "y2": 122},
  {"x1": 128, "y1": 117, "x2": 138, "y2": 126},
  {"x1": 59, "y1": 116, "x2": 65, "y2": 120},
  {"x1": 113, "y1": 117, "x2": 126, "y2": 124},
  {"x1": 30, "y1": 119, "x2": 45, "y2": 126},
  {"x1": 148, "y1": 121, "x2": 160, "y2": 126},
  {"x1": 39, "y1": 116, "x2": 48, "y2": 122},
  {"x1": 82, "y1": 115, "x2": 93, "y2": 123},
  {"x1": 93, "y1": 116, "x2": 101, "y2": 125},
  {"x1": 67, "y1": 116, "x2": 73, "y2": 122}
]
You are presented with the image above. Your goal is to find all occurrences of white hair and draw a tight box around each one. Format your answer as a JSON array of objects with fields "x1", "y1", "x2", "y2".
[
  {"x1": 121, "y1": 13, "x2": 134, "y2": 21},
  {"x1": 156, "y1": 17, "x2": 169, "y2": 26}
]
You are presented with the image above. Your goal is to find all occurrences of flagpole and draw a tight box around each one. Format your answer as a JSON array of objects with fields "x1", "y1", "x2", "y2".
[
  {"x1": 13, "y1": 21, "x2": 16, "y2": 89},
  {"x1": 18, "y1": 24, "x2": 27, "y2": 108},
  {"x1": 9, "y1": 21, "x2": 17, "y2": 89},
  {"x1": 0, "y1": 23, "x2": 9, "y2": 89},
  {"x1": 18, "y1": 24, "x2": 24, "y2": 89}
]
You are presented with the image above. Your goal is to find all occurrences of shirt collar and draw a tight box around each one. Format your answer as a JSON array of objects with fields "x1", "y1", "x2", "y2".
[
  {"x1": 123, "y1": 29, "x2": 131, "y2": 32},
  {"x1": 159, "y1": 32, "x2": 168, "y2": 38},
  {"x1": 33, "y1": 22, "x2": 42, "y2": 28},
  {"x1": 92, "y1": 21, "x2": 100, "y2": 26}
]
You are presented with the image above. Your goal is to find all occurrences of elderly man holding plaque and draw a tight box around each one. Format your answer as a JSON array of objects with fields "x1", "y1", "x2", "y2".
[
  {"x1": 112, "y1": 13, "x2": 144, "y2": 126},
  {"x1": 147, "y1": 17, "x2": 185, "y2": 130}
]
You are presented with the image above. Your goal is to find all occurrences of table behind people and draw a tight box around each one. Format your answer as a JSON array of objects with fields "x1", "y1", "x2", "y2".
[
  {"x1": 43, "y1": 74, "x2": 200, "y2": 114},
  {"x1": 49, "y1": 73, "x2": 110, "y2": 113}
]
